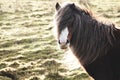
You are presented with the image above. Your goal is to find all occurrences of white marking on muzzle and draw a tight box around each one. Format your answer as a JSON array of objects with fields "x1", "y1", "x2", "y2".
[{"x1": 59, "y1": 27, "x2": 69, "y2": 44}]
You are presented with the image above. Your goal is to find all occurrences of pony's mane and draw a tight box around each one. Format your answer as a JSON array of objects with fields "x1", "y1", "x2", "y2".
[{"x1": 55, "y1": 3, "x2": 118, "y2": 65}]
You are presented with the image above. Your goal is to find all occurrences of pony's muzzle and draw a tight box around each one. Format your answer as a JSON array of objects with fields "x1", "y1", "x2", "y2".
[
  {"x1": 58, "y1": 39, "x2": 69, "y2": 44},
  {"x1": 58, "y1": 40, "x2": 70, "y2": 49}
]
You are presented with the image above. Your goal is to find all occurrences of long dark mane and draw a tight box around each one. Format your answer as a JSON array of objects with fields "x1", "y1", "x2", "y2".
[
  {"x1": 69, "y1": 5, "x2": 117, "y2": 65},
  {"x1": 55, "y1": 3, "x2": 120, "y2": 65}
]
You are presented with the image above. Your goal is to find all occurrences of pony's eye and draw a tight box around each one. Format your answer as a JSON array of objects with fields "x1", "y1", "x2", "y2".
[
  {"x1": 58, "y1": 40, "x2": 61, "y2": 44},
  {"x1": 66, "y1": 39, "x2": 70, "y2": 44}
]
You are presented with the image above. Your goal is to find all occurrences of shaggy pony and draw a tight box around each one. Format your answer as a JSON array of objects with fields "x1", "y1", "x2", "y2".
[{"x1": 54, "y1": 2, "x2": 120, "y2": 80}]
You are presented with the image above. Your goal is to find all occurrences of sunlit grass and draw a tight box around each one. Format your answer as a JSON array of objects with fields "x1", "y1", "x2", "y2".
[{"x1": 0, "y1": 0, "x2": 120, "y2": 80}]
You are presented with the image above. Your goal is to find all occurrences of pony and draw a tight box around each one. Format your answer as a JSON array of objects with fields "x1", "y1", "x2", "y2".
[{"x1": 54, "y1": 2, "x2": 120, "y2": 80}]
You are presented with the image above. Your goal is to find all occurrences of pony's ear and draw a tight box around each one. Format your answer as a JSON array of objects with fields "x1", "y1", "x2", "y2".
[
  {"x1": 55, "y1": 2, "x2": 61, "y2": 11},
  {"x1": 72, "y1": 3, "x2": 75, "y2": 7},
  {"x1": 70, "y1": 3, "x2": 75, "y2": 9}
]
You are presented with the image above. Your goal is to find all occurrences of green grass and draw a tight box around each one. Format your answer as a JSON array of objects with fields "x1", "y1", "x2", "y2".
[{"x1": 0, "y1": 0, "x2": 120, "y2": 80}]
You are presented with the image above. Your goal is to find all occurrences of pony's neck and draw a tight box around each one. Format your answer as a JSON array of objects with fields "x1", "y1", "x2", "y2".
[{"x1": 70, "y1": 14, "x2": 115, "y2": 65}]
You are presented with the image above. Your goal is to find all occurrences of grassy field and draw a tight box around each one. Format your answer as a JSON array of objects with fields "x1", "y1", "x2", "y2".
[{"x1": 0, "y1": 0, "x2": 120, "y2": 80}]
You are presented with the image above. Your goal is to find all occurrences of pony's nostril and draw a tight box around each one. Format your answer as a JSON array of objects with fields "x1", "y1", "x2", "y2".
[{"x1": 66, "y1": 40, "x2": 69, "y2": 44}]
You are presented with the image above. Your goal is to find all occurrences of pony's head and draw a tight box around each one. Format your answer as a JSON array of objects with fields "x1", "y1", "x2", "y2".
[{"x1": 54, "y1": 2, "x2": 78, "y2": 49}]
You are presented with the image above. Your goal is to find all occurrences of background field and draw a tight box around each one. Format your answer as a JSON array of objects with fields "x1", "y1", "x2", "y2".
[{"x1": 0, "y1": 0, "x2": 120, "y2": 80}]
